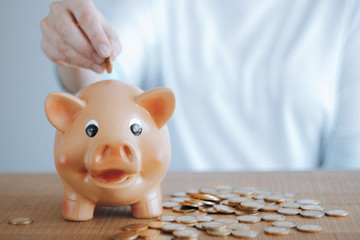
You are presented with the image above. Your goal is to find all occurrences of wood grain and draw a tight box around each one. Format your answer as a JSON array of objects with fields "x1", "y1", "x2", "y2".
[{"x1": 0, "y1": 171, "x2": 359, "y2": 240}]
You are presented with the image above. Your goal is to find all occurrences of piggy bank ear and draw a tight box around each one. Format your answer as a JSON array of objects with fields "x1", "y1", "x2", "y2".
[
  {"x1": 136, "y1": 88, "x2": 175, "y2": 129},
  {"x1": 45, "y1": 92, "x2": 86, "y2": 133}
]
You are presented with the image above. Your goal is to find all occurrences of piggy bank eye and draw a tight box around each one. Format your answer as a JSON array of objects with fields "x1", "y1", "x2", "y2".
[
  {"x1": 129, "y1": 119, "x2": 142, "y2": 136},
  {"x1": 85, "y1": 120, "x2": 98, "y2": 138}
]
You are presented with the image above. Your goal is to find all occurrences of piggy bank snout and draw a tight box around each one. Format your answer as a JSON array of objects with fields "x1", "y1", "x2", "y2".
[{"x1": 88, "y1": 138, "x2": 141, "y2": 174}]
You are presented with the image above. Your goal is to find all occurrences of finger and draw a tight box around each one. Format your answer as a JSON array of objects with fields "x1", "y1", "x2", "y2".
[
  {"x1": 103, "y1": 22, "x2": 122, "y2": 61},
  {"x1": 48, "y1": 3, "x2": 102, "y2": 64},
  {"x1": 67, "y1": 0, "x2": 111, "y2": 58},
  {"x1": 41, "y1": 16, "x2": 103, "y2": 70},
  {"x1": 42, "y1": 34, "x2": 104, "y2": 74}
]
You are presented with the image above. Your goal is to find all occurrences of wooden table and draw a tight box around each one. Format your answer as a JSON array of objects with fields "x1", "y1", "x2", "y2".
[{"x1": 0, "y1": 171, "x2": 359, "y2": 239}]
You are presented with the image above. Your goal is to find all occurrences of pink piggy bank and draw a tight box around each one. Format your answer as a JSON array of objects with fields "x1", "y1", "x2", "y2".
[{"x1": 45, "y1": 80, "x2": 175, "y2": 221}]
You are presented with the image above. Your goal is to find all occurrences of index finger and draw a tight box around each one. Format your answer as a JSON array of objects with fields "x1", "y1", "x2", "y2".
[{"x1": 67, "y1": 0, "x2": 111, "y2": 58}]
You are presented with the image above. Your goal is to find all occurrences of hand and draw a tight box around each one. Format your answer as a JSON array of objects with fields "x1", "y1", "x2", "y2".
[{"x1": 40, "y1": 0, "x2": 121, "y2": 73}]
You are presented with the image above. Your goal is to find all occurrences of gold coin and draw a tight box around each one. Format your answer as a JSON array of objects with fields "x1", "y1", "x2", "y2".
[
  {"x1": 199, "y1": 199, "x2": 215, "y2": 206},
  {"x1": 157, "y1": 215, "x2": 176, "y2": 222},
  {"x1": 185, "y1": 222, "x2": 198, "y2": 227},
  {"x1": 264, "y1": 194, "x2": 285, "y2": 203},
  {"x1": 162, "y1": 201, "x2": 180, "y2": 208},
  {"x1": 174, "y1": 215, "x2": 197, "y2": 224},
  {"x1": 296, "y1": 224, "x2": 323, "y2": 233},
  {"x1": 325, "y1": 209, "x2": 349, "y2": 217},
  {"x1": 234, "y1": 188, "x2": 254, "y2": 196},
  {"x1": 149, "y1": 221, "x2": 166, "y2": 229},
  {"x1": 237, "y1": 215, "x2": 261, "y2": 223},
  {"x1": 161, "y1": 223, "x2": 186, "y2": 232},
  {"x1": 215, "y1": 218, "x2": 238, "y2": 224},
  {"x1": 173, "y1": 228, "x2": 200, "y2": 239},
  {"x1": 207, "y1": 228, "x2": 232, "y2": 236},
  {"x1": 221, "y1": 199, "x2": 237, "y2": 207},
  {"x1": 283, "y1": 192, "x2": 296, "y2": 198},
  {"x1": 8, "y1": 217, "x2": 33, "y2": 225},
  {"x1": 232, "y1": 229, "x2": 259, "y2": 238},
  {"x1": 235, "y1": 210, "x2": 259, "y2": 216},
  {"x1": 228, "y1": 197, "x2": 249, "y2": 204},
  {"x1": 253, "y1": 194, "x2": 266, "y2": 200},
  {"x1": 172, "y1": 206, "x2": 197, "y2": 213},
  {"x1": 201, "y1": 221, "x2": 227, "y2": 231},
  {"x1": 123, "y1": 223, "x2": 149, "y2": 231},
  {"x1": 183, "y1": 210, "x2": 207, "y2": 216},
  {"x1": 217, "y1": 193, "x2": 238, "y2": 200},
  {"x1": 272, "y1": 221, "x2": 297, "y2": 228},
  {"x1": 198, "y1": 206, "x2": 217, "y2": 213},
  {"x1": 196, "y1": 215, "x2": 214, "y2": 222},
  {"x1": 111, "y1": 231, "x2": 138, "y2": 240},
  {"x1": 157, "y1": 235, "x2": 173, "y2": 240},
  {"x1": 213, "y1": 204, "x2": 236, "y2": 213},
  {"x1": 300, "y1": 210, "x2": 324, "y2": 218},
  {"x1": 261, "y1": 204, "x2": 280, "y2": 212},
  {"x1": 300, "y1": 205, "x2": 324, "y2": 211},
  {"x1": 261, "y1": 214, "x2": 286, "y2": 222},
  {"x1": 279, "y1": 202, "x2": 301, "y2": 209},
  {"x1": 195, "y1": 223, "x2": 203, "y2": 230},
  {"x1": 264, "y1": 226, "x2": 291, "y2": 235},
  {"x1": 235, "y1": 210, "x2": 248, "y2": 216},
  {"x1": 241, "y1": 201, "x2": 264, "y2": 210},
  {"x1": 192, "y1": 193, "x2": 220, "y2": 202},
  {"x1": 105, "y1": 57, "x2": 112, "y2": 73},
  {"x1": 277, "y1": 208, "x2": 301, "y2": 215},
  {"x1": 296, "y1": 199, "x2": 320, "y2": 205},
  {"x1": 228, "y1": 223, "x2": 251, "y2": 230},
  {"x1": 181, "y1": 201, "x2": 203, "y2": 208},
  {"x1": 184, "y1": 198, "x2": 205, "y2": 205},
  {"x1": 137, "y1": 229, "x2": 161, "y2": 238}
]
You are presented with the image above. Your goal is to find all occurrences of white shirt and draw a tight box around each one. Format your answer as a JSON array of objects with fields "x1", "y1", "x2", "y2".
[{"x1": 97, "y1": 0, "x2": 360, "y2": 171}]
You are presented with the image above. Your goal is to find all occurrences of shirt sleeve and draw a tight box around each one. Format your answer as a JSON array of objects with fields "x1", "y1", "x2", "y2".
[
  {"x1": 93, "y1": 0, "x2": 161, "y2": 89},
  {"x1": 322, "y1": 0, "x2": 360, "y2": 169}
]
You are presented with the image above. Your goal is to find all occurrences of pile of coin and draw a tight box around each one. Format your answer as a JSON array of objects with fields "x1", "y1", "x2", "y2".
[
  {"x1": 158, "y1": 185, "x2": 348, "y2": 238},
  {"x1": 111, "y1": 184, "x2": 349, "y2": 239}
]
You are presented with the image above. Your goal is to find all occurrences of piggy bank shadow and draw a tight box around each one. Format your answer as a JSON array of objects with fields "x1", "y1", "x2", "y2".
[{"x1": 93, "y1": 206, "x2": 133, "y2": 219}]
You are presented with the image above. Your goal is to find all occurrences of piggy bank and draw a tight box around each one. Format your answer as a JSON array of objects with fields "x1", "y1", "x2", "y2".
[{"x1": 45, "y1": 80, "x2": 175, "y2": 221}]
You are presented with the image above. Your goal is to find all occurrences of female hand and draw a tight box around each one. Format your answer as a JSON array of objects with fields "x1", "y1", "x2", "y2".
[{"x1": 40, "y1": 0, "x2": 121, "y2": 73}]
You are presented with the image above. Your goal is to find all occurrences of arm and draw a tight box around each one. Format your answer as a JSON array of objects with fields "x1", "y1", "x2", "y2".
[{"x1": 57, "y1": 65, "x2": 102, "y2": 93}]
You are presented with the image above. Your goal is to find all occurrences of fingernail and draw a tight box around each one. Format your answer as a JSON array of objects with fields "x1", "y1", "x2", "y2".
[
  {"x1": 92, "y1": 64, "x2": 104, "y2": 73},
  {"x1": 98, "y1": 44, "x2": 110, "y2": 58},
  {"x1": 93, "y1": 53, "x2": 103, "y2": 64}
]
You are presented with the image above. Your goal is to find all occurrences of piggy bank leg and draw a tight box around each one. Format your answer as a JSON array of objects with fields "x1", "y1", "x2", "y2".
[
  {"x1": 62, "y1": 185, "x2": 95, "y2": 221},
  {"x1": 131, "y1": 185, "x2": 163, "y2": 218}
]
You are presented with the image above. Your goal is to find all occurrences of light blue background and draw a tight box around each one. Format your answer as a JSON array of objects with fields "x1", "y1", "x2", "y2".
[{"x1": 0, "y1": 1, "x2": 60, "y2": 172}]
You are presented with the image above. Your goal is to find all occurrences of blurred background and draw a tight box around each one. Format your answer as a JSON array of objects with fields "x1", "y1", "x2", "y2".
[
  {"x1": 0, "y1": 1, "x2": 60, "y2": 172},
  {"x1": 1, "y1": 1, "x2": 359, "y2": 172}
]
